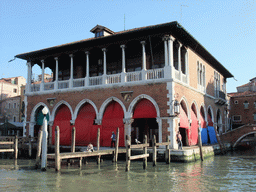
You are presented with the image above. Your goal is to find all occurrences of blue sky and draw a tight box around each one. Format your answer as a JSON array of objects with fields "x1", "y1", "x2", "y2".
[{"x1": 0, "y1": 0, "x2": 255, "y2": 93}]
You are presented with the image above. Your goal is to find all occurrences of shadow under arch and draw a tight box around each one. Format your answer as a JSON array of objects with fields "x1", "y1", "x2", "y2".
[
  {"x1": 233, "y1": 131, "x2": 256, "y2": 148},
  {"x1": 128, "y1": 94, "x2": 161, "y2": 144},
  {"x1": 30, "y1": 102, "x2": 50, "y2": 137}
]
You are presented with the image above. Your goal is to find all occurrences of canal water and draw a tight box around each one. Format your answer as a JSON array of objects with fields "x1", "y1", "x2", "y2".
[{"x1": 1, "y1": 148, "x2": 256, "y2": 192}]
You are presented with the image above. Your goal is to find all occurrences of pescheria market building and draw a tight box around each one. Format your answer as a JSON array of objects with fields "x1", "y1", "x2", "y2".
[{"x1": 15, "y1": 21, "x2": 233, "y2": 149}]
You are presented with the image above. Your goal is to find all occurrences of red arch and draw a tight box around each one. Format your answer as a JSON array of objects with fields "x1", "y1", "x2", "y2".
[
  {"x1": 190, "y1": 108, "x2": 198, "y2": 145},
  {"x1": 52, "y1": 105, "x2": 72, "y2": 145},
  {"x1": 75, "y1": 103, "x2": 97, "y2": 146},
  {"x1": 133, "y1": 99, "x2": 157, "y2": 119},
  {"x1": 101, "y1": 101, "x2": 124, "y2": 147},
  {"x1": 200, "y1": 108, "x2": 207, "y2": 128}
]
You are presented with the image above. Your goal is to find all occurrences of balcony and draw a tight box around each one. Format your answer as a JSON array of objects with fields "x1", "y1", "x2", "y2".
[
  {"x1": 28, "y1": 68, "x2": 166, "y2": 94},
  {"x1": 215, "y1": 90, "x2": 226, "y2": 105}
]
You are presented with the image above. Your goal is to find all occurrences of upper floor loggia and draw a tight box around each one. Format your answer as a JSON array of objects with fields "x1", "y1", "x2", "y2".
[{"x1": 15, "y1": 21, "x2": 233, "y2": 96}]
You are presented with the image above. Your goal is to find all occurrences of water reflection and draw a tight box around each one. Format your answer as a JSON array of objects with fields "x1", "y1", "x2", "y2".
[{"x1": 0, "y1": 150, "x2": 256, "y2": 191}]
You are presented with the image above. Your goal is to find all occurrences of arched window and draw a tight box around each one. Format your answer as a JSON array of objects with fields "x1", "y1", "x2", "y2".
[
  {"x1": 253, "y1": 113, "x2": 256, "y2": 121},
  {"x1": 254, "y1": 101, "x2": 256, "y2": 108},
  {"x1": 181, "y1": 46, "x2": 187, "y2": 74}
]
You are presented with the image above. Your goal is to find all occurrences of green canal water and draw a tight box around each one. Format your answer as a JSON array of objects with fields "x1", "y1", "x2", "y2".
[{"x1": 0, "y1": 148, "x2": 256, "y2": 192}]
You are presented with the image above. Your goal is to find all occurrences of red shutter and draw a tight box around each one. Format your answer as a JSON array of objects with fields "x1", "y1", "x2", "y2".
[
  {"x1": 200, "y1": 112, "x2": 207, "y2": 128},
  {"x1": 190, "y1": 110, "x2": 198, "y2": 145},
  {"x1": 208, "y1": 114, "x2": 213, "y2": 126},
  {"x1": 102, "y1": 102, "x2": 124, "y2": 147},
  {"x1": 179, "y1": 107, "x2": 189, "y2": 129},
  {"x1": 75, "y1": 104, "x2": 97, "y2": 146},
  {"x1": 133, "y1": 99, "x2": 157, "y2": 119},
  {"x1": 52, "y1": 105, "x2": 72, "y2": 145}
]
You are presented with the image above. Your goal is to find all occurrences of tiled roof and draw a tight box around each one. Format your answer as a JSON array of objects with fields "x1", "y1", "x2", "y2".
[{"x1": 228, "y1": 90, "x2": 256, "y2": 97}]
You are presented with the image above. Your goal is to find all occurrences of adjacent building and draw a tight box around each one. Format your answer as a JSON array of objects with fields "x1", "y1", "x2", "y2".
[
  {"x1": 228, "y1": 77, "x2": 256, "y2": 129},
  {"x1": 15, "y1": 21, "x2": 233, "y2": 148}
]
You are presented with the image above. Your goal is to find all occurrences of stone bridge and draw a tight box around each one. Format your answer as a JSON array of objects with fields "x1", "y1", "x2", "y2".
[{"x1": 220, "y1": 124, "x2": 256, "y2": 148}]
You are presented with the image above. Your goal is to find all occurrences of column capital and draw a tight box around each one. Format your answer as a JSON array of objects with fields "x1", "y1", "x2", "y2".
[
  {"x1": 41, "y1": 59, "x2": 45, "y2": 63},
  {"x1": 26, "y1": 61, "x2": 32, "y2": 67},
  {"x1": 69, "y1": 54, "x2": 74, "y2": 58},
  {"x1": 102, "y1": 48, "x2": 107, "y2": 52},
  {"x1": 140, "y1": 41, "x2": 146, "y2": 45},
  {"x1": 85, "y1": 51, "x2": 90, "y2": 55},
  {"x1": 54, "y1": 57, "x2": 58, "y2": 61},
  {"x1": 120, "y1": 44, "x2": 126, "y2": 49},
  {"x1": 123, "y1": 118, "x2": 134, "y2": 125}
]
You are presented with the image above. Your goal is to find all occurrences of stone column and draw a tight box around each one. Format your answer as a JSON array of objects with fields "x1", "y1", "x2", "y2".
[
  {"x1": 54, "y1": 57, "x2": 58, "y2": 90},
  {"x1": 102, "y1": 48, "x2": 107, "y2": 84},
  {"x1": 26, "y1": 62, "x2": 32, "y2": 93},
  {"x1": 163, "y1": 37, "x2": 168, "y2": 67},
  {"x1": 85, "y1": 51, "x2": 90, "y2": 86},
  {"x1": 156, "y1": 117, "x2": 163, "y2": 144},
  {"x1": 41, "y1": 60, "x2": 45, "y2": 91},
  {"x1": 120, "y1": 45, "x2": 126, "y2": 84},
  {"x1": 141, "y1": 41, "x2": 146, "y2": 80},
  {"x1": 177, "y1": 43, "x2": 181, "y2": 80},
  {"x1": 168, "y1": 36, "x2": 175, "y2": 78},
  {"x1": 69, "y1": 54, "x2": 74, "y2": 88}
]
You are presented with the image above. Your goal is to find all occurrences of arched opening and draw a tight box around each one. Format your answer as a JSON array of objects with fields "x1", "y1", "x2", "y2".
[
  {"x1": 34, "y1": 106, "x2": 49, "y2": 137},
  {"x1": 190, "y1": 104, "x2": 198, "y2": 145},
  {"x1": 75, "y1": 103, "x2": 97, "y2": 146},
  {"x1": 131, "y1": 99, "x2": 158, "y2": 145},
  {"x1": 101, "y1": 101, "x2": 124, "y2": 147},
  {"x1": 217, "y1": 109, "x2": 222, "y2": 134},
  {"x1": 207, "y1": 108, "x2": 217, "y2": 144},
  {"x1": 178, "y1": 101, "x2": 189, "y2": 146},
  {"x1": 200, "y1": 106, "x2": 209, "y2": 145},
  {"x1": 52, "y1": 105, "x2": 72, "y2": 145}
]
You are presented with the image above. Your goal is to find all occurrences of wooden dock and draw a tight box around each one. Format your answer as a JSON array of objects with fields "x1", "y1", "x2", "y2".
[
  {"x1": 0, "y1": 136, "x2": 18, "y2": 159},
  {"x1": 47, "y1": 126, "x2": 126, "y2": 171}
]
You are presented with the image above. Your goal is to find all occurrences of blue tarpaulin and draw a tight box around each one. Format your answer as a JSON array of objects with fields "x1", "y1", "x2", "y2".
[
  {"x1": 201, "y1": 128, "x2": 208, "y2": 144},
  {"x1": 207, "y1": 126, "x2": 218, "y2": 144}
]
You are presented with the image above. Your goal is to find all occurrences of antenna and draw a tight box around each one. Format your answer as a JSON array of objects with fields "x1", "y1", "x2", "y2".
[
  {"x1": 124, "y1": 14, "x2": 125, "y2": 30},
  {"x1": 180, "y1": 5, "x2": 188, "y2": 25}
]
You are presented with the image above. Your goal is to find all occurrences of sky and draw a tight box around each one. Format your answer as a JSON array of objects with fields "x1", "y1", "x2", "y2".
[{"x1": 0, "y1": 0, "x2": 255, "y2": 93}]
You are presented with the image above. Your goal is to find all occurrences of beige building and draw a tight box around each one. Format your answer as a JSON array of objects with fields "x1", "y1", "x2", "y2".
[{"x1": 0, "y1": 76, "x2": 26, "y2": 100}]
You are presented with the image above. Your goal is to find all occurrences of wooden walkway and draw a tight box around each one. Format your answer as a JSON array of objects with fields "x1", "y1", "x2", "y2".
[
  {"x1": 0, "y1": 136, "x2": 18, "y2": 159},
  {"x1": 47, "y1": 126, "x2": 125, "y2": 171}
]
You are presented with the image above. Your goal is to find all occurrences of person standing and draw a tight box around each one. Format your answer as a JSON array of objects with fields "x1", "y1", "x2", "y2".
[
  {"x1": 111, "y1": 131, "x2": 116, "y2": 148},
  {"x1": 176, "y1": 131, "x2": 183, "y2": 150}
]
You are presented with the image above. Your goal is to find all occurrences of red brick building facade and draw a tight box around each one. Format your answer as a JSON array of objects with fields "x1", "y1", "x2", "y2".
[
  {"x1": 15, "y1": 21, "x2": 233, "y2": 148},
  {"x1": 228, "y1": 77, "x2": 256, "y2": 129}
]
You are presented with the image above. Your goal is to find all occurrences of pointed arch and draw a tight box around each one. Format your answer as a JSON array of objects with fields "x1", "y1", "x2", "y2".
[
  {"x1": 99, "y1": 97, "x2": 126, "y2": 120},
  {"x1": 74, "y1": 101, "x2": 98, "y2": 146},
  {"x1": 74, "y1": 99, "x2": 98, "y2": 120},
  {"x1": 51, "y1": 100, "x2": 74, "y2": 122},
  {"x1": 52, "y1": 102, "x2": 73, "y2": 145},
  {"x1": 128, "y1": 94, "x2": 160, "y2": 119},
  {"x1": 30, "y1": 102, "x2": 50, "y2": 124},
  {"x1": 190, "y1": 102, "x2": 199, "y2": 145}
]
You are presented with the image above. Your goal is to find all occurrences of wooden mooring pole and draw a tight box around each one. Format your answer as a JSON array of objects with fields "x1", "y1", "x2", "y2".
[
  {"x1": 125, "y1": 135, "x2": 131, "y2": 171},
  {"x1": 97, "y1": 128, "x2": 101, "y2": 164},
  {"x1": 35, "y1": 129, "x2": 43, "y2": 169},
  {"x1": 14, "y1": 135, "x2": 18, "y2": 160},
  {"x1": 165, "y1": 135, "x2": 170, "y2": 164},
  {"x1": 198, "y1": 127, "x2": 204, "y2": 161},
  {"x1": 28, "y1": 135, "x2": 32, "y2": 158},
  {"x1": 55, "y1": 126, "x2": 61, "y2": 172},
  {"x1": 113, "y1": 127, "x2": 119, "y2": 162},
  {"x1": 143, "y1": 135, "x2": 147, "y2": 169},
  {"x1": 152, "y1": 135, "x2": 157, "y2": 166}
]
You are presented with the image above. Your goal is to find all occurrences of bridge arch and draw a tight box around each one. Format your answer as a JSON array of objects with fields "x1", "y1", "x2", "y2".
[{"x1": 233, "y1": 131, "x2": 256, "y2": 148}]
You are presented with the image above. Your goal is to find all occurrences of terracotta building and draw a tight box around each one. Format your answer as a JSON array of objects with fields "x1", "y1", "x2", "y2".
[
  {"x1": 228, "y1": 77, "x2": 256, "y2": 129},
  {"x1": 15, "y1": 21, "x2": 233, "y2": 148}
]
